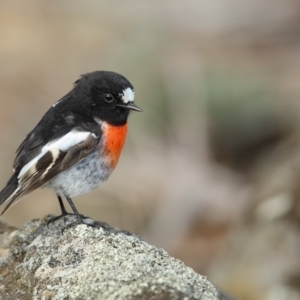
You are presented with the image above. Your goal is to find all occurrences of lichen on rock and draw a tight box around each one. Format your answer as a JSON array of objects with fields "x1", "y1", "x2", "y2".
[{"x1": 0, "y1": 215, "x2": 224, "y2": 300}]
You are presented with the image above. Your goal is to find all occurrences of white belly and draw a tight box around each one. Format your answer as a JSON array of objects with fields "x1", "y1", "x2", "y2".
[{"x1": 46, "y1": 151, "x2": 112, "y2": 197}]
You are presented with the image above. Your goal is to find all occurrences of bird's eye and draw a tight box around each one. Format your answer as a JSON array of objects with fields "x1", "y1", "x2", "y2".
[{"x1": 104, "y1": 93, "x2": 114, "y2": 103}]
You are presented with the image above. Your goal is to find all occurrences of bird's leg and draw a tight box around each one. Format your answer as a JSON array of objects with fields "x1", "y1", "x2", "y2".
[
  {"x1": 48, "y1": 194, "x2": 96, "y2": 229},
  {"x1": 47, "y1": 194, "x2": 71, "y2": 225},
  {"x1": 57, "y1": 194, "x2": 68, "y2": 215},
  {"x1": 63, "y1": 195, "x2": 97, "y2": 229},
  {"x1": 64, "y1": 195, "x2": 84, "y2": 224}
]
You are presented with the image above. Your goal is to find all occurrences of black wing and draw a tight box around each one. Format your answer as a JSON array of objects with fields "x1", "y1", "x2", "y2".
[{"x1": 0, "y1": 121, "x2": 101, "y2": 214}]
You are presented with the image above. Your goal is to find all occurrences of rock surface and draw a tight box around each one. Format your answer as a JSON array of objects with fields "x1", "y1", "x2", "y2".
[{"x1": 0, "y1": 215, "x2": 228, "y2": 300}]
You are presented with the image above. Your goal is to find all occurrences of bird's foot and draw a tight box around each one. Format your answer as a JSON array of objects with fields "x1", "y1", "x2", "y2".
[{"x1": 48, "y1": 213, "x2": 97, "y2": 231}]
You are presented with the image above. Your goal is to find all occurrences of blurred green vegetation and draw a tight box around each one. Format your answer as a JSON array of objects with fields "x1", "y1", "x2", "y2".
[{"x1": 206, "y1": 69, "x2": 293, "y2": 169}]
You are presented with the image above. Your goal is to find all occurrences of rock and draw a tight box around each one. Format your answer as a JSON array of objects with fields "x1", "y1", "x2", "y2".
[{"x1": 0, "y1": 215, "x2": 230, "y2": 300}]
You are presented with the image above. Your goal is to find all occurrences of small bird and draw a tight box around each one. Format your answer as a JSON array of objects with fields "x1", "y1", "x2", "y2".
[{"x1": 0, "y1": 71, "x2": 142, "y2": 225}]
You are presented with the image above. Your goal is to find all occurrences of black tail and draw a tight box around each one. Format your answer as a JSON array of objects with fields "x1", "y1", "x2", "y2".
[{"x1": 0, "y1": 174, "x2": 19, "y2": 214}]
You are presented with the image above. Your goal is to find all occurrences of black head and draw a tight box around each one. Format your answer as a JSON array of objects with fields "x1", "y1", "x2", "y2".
[{"x1": 73, "y1": 71, "x2": 142, "y2": 126}]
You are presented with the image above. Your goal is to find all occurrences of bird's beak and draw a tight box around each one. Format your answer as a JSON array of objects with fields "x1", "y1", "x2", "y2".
[{"x1": 117, "y1": 102, "x2": 142, "y2": 112}]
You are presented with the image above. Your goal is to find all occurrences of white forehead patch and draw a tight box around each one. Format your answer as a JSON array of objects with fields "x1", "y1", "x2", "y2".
[{"x1": 122, "y1": 87, "x2": 135, "y2": 103}]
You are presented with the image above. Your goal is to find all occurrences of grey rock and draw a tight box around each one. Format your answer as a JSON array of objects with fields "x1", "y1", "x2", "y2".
[{"x1": 0, "y1": 215, "x2": 226, "y2": 300}]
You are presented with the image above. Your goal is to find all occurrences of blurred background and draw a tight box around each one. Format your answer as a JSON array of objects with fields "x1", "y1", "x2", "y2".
[{"x1": 1, "y1": 1, "x2": 300, "y2": 299}]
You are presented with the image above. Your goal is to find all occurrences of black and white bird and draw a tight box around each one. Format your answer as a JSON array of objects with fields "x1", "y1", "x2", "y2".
[{"x1": 0, "y1": 71, "x2": 142, "y2": 224}]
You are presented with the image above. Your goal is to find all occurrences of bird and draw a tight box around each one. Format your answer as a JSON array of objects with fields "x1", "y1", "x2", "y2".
[{"x1": 0, "y1": 71, "x2": 142, "y2": 225}]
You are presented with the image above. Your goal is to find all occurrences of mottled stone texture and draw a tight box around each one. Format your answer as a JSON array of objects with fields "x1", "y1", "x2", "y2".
[{"x1": 0, "y1": 215, "x2": 228, "y2": 300}]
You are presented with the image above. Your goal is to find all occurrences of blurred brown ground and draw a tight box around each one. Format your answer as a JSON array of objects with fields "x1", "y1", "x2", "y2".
[{"x1": 1, "y1": 1, "x2": 300, "y2": 299}]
